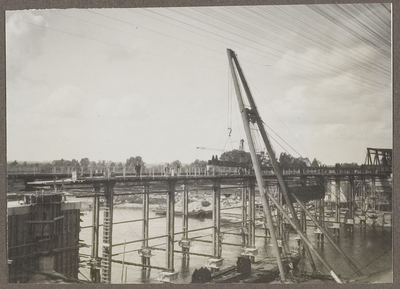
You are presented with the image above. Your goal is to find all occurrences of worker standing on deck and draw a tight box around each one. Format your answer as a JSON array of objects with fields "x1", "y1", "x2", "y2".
[
  {"x1": 164, "y1": 163, "x2": 170, "y2": 176},
  {"x1": 135, "y1": 162, "x2": 141, "y2": 176}
]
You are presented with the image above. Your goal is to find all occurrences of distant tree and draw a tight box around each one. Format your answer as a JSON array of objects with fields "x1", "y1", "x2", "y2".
[
  {"x1": 258, "y1": 151, "x2": 272, "y2": 167},
  {"x1": 279, "y1": 152, "x2": 293, "y2": 167},
  {"x1": 219, "y1": 150, "x2": 271, "y2": 168},
  {"x1": 339, "y1": 162, "x2": 359, "y2": 167},
  {"x1": 135, "y1": 156, "x2": 143, "y2": 166},
  {"x1": 40, "y1": 163, "x2": 53, "y2": 173},
  {"x1": 311, "y1": 158, "x2": 321, "y2": 167},
  {"x1": 170, "y1": 160, "x2": 181, "y2": 169},
  {"x1": 22, "y1": 161, "x2": 28, "y2": 167},
  {"x1": 80, "y1": 158, "x2": 90, "y2": 168},
  {"x1": 126, "y1": 156, "x2": 144, "y2": 168},
  {"x1": 52, "y1": 159, "x2": 65, "y2": 167},
  {"x1": 126, "y1": 157, "x2": 135, "y2": 168},
  {"x1": 10, "y1": 160, "x2": 19, "y2": 167},
  {"x1": 279, "y1": 152, "x2": 308, "y2": 167},
  {"x1": 71, "y1": 159, "x2": 79, "y2": 167},
  {"x1": 190, "y1": 159, "x2": 207, "y2": 168},
  {"x1": 220, "y1": 149, "x2": 252, "y2": 164}
]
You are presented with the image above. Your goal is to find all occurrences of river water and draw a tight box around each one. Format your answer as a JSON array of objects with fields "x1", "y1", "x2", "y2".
[{"x1": 78, "y1": 202, "x2": 392, "y2": 284}]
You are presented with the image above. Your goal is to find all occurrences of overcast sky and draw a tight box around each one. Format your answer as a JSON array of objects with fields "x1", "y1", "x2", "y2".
[{"x1": 6, "y1": 3, "x2": 392, "y2": 165}]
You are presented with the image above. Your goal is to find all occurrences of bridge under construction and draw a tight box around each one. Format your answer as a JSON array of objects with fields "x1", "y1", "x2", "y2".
[
  {"x1": 7, "y1": 157, "x2": 392, "y2": 284},
  {"x1": 6, "y1": 49, "x2": 392, "y2": 284}
]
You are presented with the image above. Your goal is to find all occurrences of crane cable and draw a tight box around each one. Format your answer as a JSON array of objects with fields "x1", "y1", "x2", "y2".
[{"x1": 224, "y1": 70, "x2": 235, "y2": 151}]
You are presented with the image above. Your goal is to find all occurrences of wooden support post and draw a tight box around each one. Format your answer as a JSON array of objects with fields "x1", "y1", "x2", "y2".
[
  {"x1": 318, "y1": 199, "x2": 324, "y2": 240},
  {"x1": 143, "y1": 183, "x2": 149, "y2": 248},
  {"x1": 320, "y1": 177, "x2": 326, "y2": 230},
  {"x1": 315, "y1": 177, "x2": 325, "y2": 244},
  {"x1": 249, "y1": 180, "x2": 256, "y2": 248},
  {"x1": 139, "y1": 182, "x2": 152, "y2": 271},
  {"x1": 347, "y1": 177, "x2": 355, "y2": 234},
  {"x1": 264, "y1": 182, "x2": 271, "y2": 238},
  {"x1": 292, "y1": 194, "x2": 362, "y2": 276},
  {"x1": 241, "y1": 184, "x2": 248, "y2": 247},
  {"x1": 212, "y1": 180, "x2": 221, "y2": 258},
  {"x1": 165, "y1": 181, "x2": 175, "y2": 271},
  {"x1": 301, "y1": 210, "x2": 307, "y2": 234},
  {"x1": 371, "y1": 176, "x2": 376, "y2": 210},
  {"x1": 361, "y1": 178, "x2": 366, "y2": 211},
  {"x1": 277, "y1": 185, "x2": 288, "y2": 254},
  {"x1": 334, "y1": 178, "x2": 341, "y2": 237},
  {"x1": 268, "y1": 192, "x2": 343, "y2": 283},
  {"x1": 299, "y1": 175, "x2": 307, "y2": 234},
  {"x1": 314, "y1": 199, "x2": 321, "y2": 244},
  {"x1": 360, "y1": 178, "x2": 366, "y2": 228},
  {"x1": 182, "y1": 184, "x2": 189, "y2": 240},
  {"x1": 241, "y1": 179, "x2": 259, "y2": 262},
  {"x1": 90, "y1": 184, "x2": 101, "y2": 283},
  {"x1": 207, "y1": 180, "x2": 223, "y2": 273},
  {"x1": 101, "y1": 181, "x2": 114, "y2": 284},
  {"x1": 180, "y1": 183, "x2": 190, "y2": 266}
]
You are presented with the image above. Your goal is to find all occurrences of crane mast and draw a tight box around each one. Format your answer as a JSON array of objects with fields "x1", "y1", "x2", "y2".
[
  {"x1": 226, "y1": 49, "x2": 286, "y2": 281},
  {"x1": 226, "y1": 48, "x2": 343, "y2": 283}
]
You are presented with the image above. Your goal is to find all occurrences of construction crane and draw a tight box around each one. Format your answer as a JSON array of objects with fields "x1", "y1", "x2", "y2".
[
  {"x1": 196, "y1": 147, "x2": 228, "y2": 152},
  {"x1": 197, "y1": 139, "x2": 245, "y2": 153},
  {"x1": 227, "y1": 48, "x2": 345, "y2": 283}
]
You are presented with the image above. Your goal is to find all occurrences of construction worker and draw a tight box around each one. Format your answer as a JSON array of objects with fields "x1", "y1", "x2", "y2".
[
  {"x1": 164, "y1": 163, "x2": 170, "y2": 176},
  {"x1": 135, "y1": 162, "x2": 141, "y2": 176}
]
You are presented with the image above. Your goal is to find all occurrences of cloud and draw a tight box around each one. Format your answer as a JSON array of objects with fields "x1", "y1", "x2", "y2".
[
  {"x1": 274, "y1": 35, "x2": 390, "y2": 94},
  {"x1": 90, "y1": 94, "x2": 148, "y2": 120},
  {"x1": 28, "y1": 85, "x2": 149, "y2": 122},
  {"x1": 105, "y1": 46, "x2": 136, "y2": 62},
  {"x1": 273, "y1": 83, "x2": 389, "y2": 126},
  {"x1": 31, "y1": 85, "x2": 87, "y2": 118},
  {"x1": 6, "y1": 11, "x2": 49, "y2": 80}
]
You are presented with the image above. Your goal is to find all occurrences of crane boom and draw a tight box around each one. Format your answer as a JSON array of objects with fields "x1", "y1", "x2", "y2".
[
  {"x1": 196, "y1": 147, "x2": 227, "y2": 152},
  {"x1": 227, "y1": 48, "x2": 343, "y2": 283}
]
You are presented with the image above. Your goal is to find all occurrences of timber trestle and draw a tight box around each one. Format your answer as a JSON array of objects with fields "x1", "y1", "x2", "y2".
[{"x1": 22, "y1": 166, "x2": 391, "y2": 283}]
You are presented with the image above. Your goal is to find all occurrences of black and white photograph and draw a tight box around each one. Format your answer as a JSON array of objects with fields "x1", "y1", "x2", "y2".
[{"x1": 5, "y1": 2, "x2": 393, "y2": 285}]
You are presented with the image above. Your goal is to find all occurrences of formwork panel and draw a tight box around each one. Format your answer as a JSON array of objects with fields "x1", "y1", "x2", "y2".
[
  {"x1": 53, "y1": 208, "x2": 80, "y2": 278},
  {"x1": 8, "y1": 194, "x2": 81, "y2": 283}
]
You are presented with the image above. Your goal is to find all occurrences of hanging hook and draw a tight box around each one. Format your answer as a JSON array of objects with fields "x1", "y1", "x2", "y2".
[{"x1": 228, "y1": 127, "x2": 232, "y2": 137}]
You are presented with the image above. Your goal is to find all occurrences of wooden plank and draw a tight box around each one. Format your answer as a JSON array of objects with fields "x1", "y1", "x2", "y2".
[{"x1": 26, "y1": 220, "x2": 54, "y2": 224}]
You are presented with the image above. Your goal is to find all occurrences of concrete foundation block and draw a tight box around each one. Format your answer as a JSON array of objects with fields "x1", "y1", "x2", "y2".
[
  {"x1": 241, "y1": 247, "x2": 259, "y2": 257},
  {"x1": 313, "y1": 228, "x2": 322, "y2": 234},
  {"x1": 206, "y1": 258, "x2": 223, "y2": 269},
  {"x1": 179, "y1": 239, "x2": 191, "y2": 249},
  {"x1": 329, "y1": 222, "x2": 340, "y2": 229},
  {"x1": 158, "y1": 271, "x2": 179, "y2": 283},
  {"x1": 138, "y1": 248, "x2": 152, "y2": 258}
]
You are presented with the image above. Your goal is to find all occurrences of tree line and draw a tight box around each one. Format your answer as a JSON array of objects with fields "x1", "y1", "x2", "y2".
[
  {"x1": 7, "y1": 156, "x2": 210, "y2": 173},
  {"x1": 7, "y1": 150, "x2": 360, "y2": 174},
  {"x1": 217, "y1": 150, "x2": 358, "y2": 168}
]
